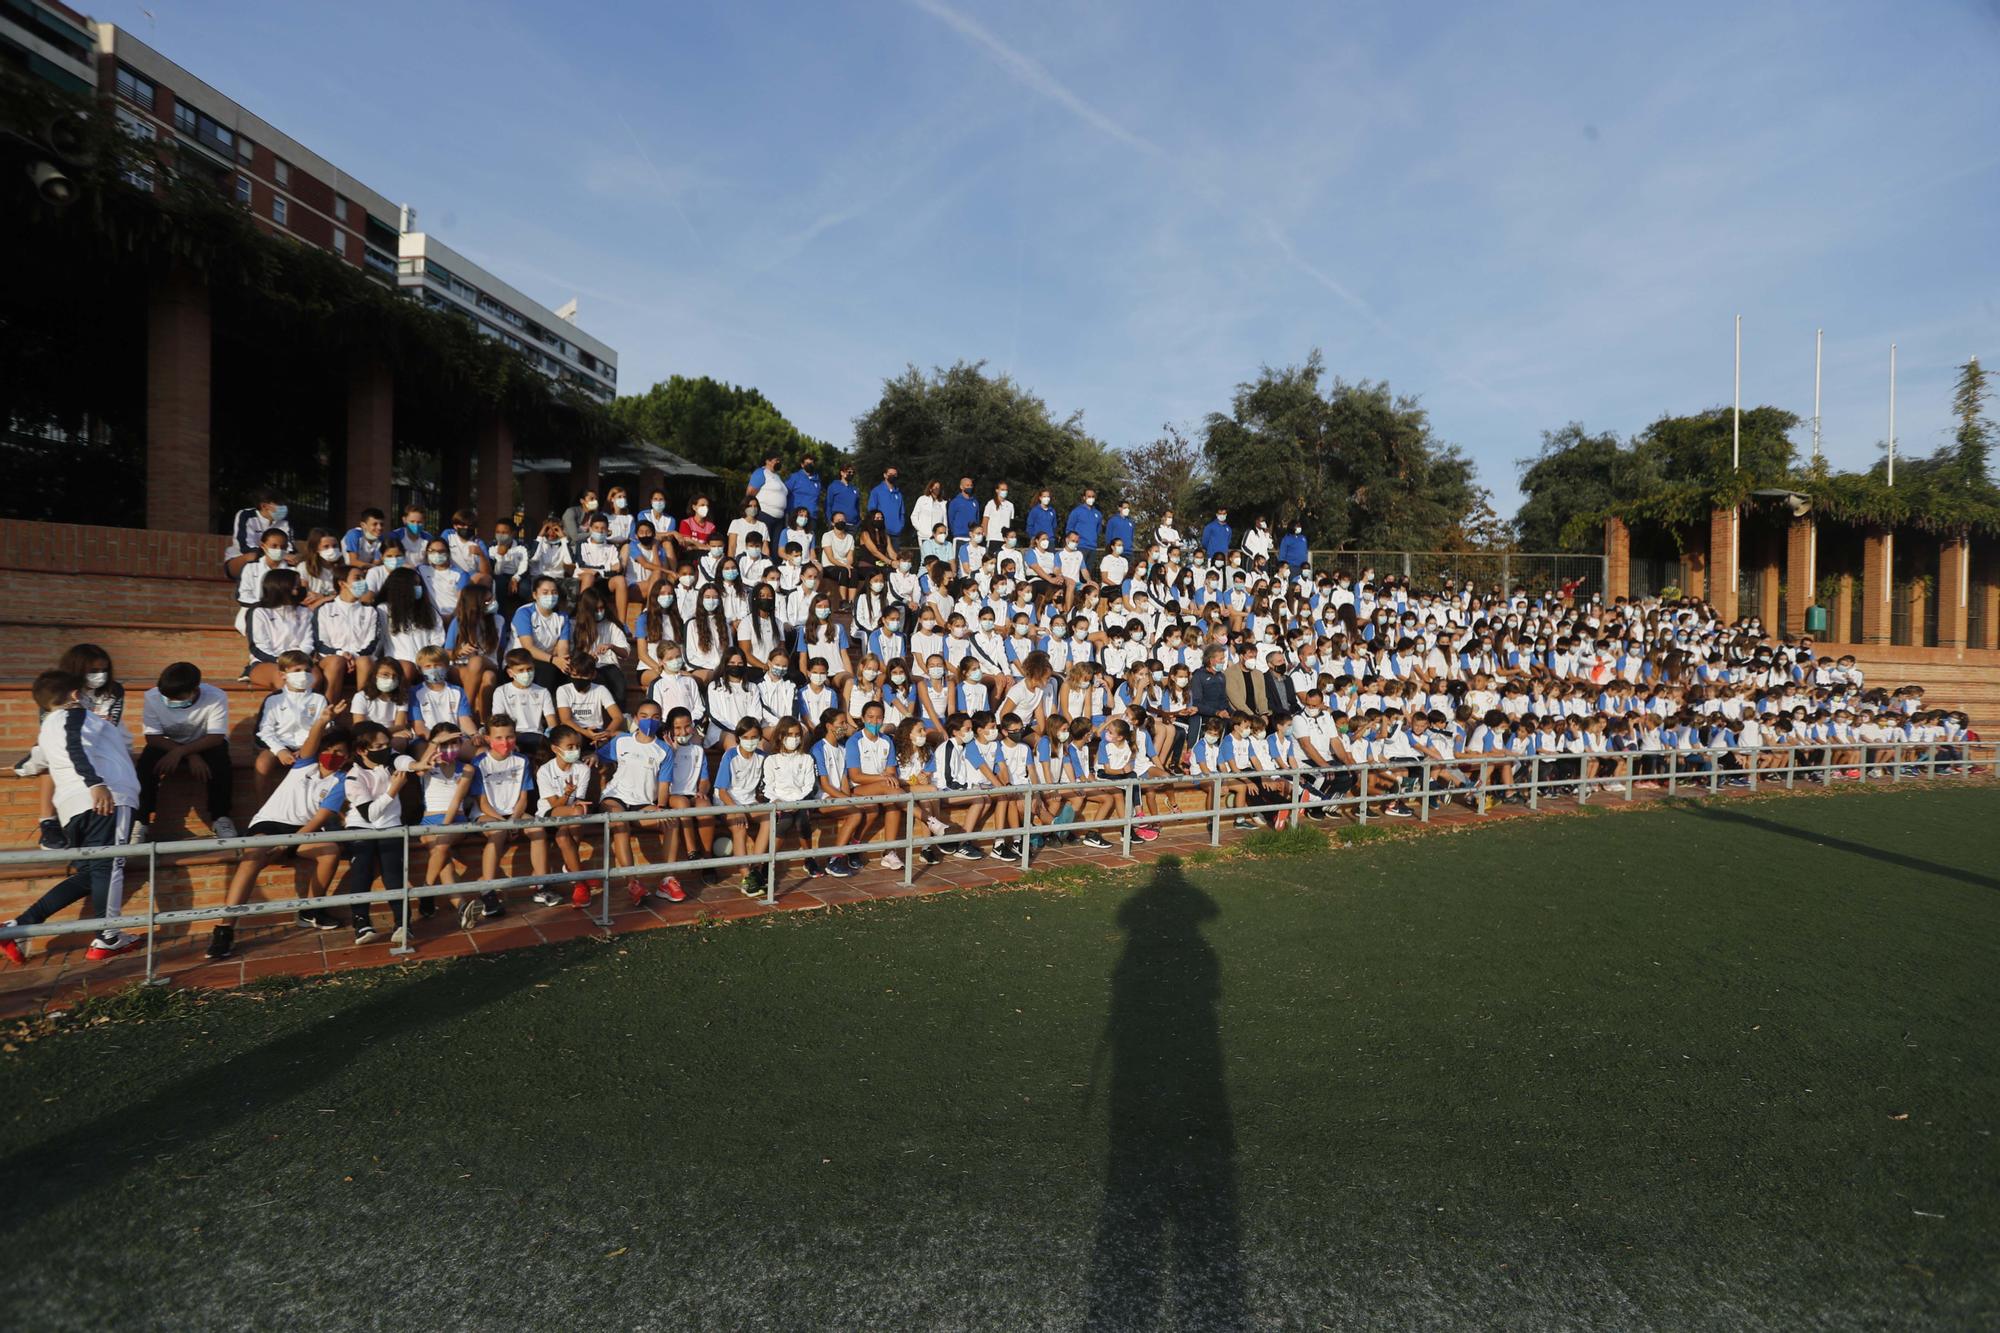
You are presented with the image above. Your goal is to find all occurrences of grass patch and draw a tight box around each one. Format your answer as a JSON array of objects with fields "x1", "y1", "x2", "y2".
[{"x1": 1, "y1": 785, "x2": 1996, "y2": 1329}]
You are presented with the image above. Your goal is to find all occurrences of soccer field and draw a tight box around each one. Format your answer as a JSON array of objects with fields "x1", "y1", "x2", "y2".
[{"x1": 2, "y1": 786, "x2": 1996, "y2": 1331}]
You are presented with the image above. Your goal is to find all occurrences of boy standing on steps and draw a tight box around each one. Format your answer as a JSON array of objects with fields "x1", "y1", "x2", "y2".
[{"x1": 2, "y1": 671, "x2": 144, "y2": 966}]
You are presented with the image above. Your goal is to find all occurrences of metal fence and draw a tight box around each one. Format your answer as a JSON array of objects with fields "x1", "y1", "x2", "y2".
[
  {"x1": 1308, "y1": 551, "x2": 1609, "y2": 598},
  {"x1": 2, "y1": 742, "x2": 1991, "y2": 988}
]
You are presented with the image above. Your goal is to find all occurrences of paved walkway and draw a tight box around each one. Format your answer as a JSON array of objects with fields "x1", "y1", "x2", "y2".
[{"x1": 0, "y1": 774, "x2": 1977, "y2": 1018}]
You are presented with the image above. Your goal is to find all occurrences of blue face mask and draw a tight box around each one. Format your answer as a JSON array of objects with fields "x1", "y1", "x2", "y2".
[
  {"x1": 383, "y1": 556, "x2": 403, "y2": 571},
  {"x1": 635, "y1": 717, "x2": 661, "y2": 739},
  {"x1": 423, "y1": 667, "x2": 445, "y2": 684},
  {"x1": 537, "y1": 593, "x2": 559, "y2": 611},
  {"x1": 864, "y1": 721, "x2": 882, "y2": 737},
  {"x1": 271, "y1": 504, "x2": 288, "y2": 521},
  {"x1": 166, "y1": 696, "x2": 197, "y2": 711}
]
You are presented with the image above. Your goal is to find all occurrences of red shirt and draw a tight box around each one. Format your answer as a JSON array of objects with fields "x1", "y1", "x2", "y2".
[{"x1": 678, "y1": 516, "x2": 715, "y2": 545}]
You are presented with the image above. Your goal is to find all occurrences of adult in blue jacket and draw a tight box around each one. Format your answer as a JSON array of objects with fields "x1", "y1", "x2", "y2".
[
  {"x1": 868, "y1": 468, "x2": 906, "y2": 539},
  {"x1": 785, "y1": 457, "x2": 822, "y2": 525},
  {"x1": 1201, "y1": 509, "x2": 1233, "y2": 559},
  {"x1": 1065, "y1": 489, "x2": 1103, "y2": 551},
  {"x1": 1103, "y1": 502, "x2": 1135, "y2": 554},
  {"x1": 826, "y1": 464, "x2": 861, "y2": 525},
  {"x1": 1025, "y1": 493, "x2": 1059, "y2": 545},
  {"x1": 1277, "y1": 522, "x2": 1310, "y2": 570},
  {"x1": 946, "y1": 477, "x2": 980, "y2": 538}
]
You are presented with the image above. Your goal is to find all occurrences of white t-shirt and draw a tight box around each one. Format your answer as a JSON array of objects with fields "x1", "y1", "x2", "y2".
[{"x1": 142, "y1": 684, "x2": 229, "y2": 747}]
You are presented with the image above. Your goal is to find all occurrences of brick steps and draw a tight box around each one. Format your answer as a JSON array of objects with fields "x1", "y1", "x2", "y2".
[{"x1": 0, "y1": 622, "x2": 251, "y2": 688}]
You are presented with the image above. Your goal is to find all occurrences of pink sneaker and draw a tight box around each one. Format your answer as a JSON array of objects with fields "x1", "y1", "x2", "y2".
[{"x1": 1134, "y1": 824, "x2": 1159, "y2": 842}]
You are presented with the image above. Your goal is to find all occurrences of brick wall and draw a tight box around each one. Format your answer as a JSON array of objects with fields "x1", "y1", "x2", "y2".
[{"x1": 0, "y1": 519, "x2": 231, "y2": 579}]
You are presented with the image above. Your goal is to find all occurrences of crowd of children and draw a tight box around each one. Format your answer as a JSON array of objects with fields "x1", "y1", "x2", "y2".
[{"x1": 2, "y1": 477, "x2": 1983, "y2": 968}]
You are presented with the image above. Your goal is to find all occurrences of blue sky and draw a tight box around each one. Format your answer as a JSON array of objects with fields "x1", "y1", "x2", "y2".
[{"x1": 99, "y1": 0, "x2": 2000, "y2": 514}]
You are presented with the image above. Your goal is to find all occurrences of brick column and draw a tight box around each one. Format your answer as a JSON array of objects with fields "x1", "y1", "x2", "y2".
[
  {"x1": 1603, "y1": 517, "x2": 1631, "y2": 602},
  {"x1": 1861, "y1": 527, "x2": 1893, "y2": 645},
  {"x1": 520, "y1": 471, "x2": 551, "y2": 528},
  {"x1": 344, "y1": 359, "x2": 394, "y2": 527},
  {"x1": 475, "y1": 415, "x2": 515, "y2": 526},
  {"x1": 1759, "y1": 535, "x2": 1780, "y2": 632},
  {"x1": 146, "y1": 267, "x2": 212, "y2": 532},
  {"x1": 1980, "y1": 548, "x2": 1999, "y2": 652},
  {"x1": 442, "y1": 438, "x2": 474, "y2": 513},
  {"x1": 1937, "y1": 533, "x2": 1970, "y2": 649},
  {"x1": 1783, "y1": 517, "x2": 1817, "y2": 637},
  {"x1": 1681, "y1": 536, "x2": 1706, "y2": 600},
  {"x1": 1708, "y1": 506, "x2": 1740, "y2": 622},
  {"x1": 569, "y1": 442, "x2": 600, "y2": 504},
  {"x1": 1831, "y1": 572, "x2": 1854, "y2": 643}
]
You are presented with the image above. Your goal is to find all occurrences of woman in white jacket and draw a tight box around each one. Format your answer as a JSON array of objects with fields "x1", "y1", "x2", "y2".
[{"x1": 761, "y1": 717, "x2": 822, "y2": 884}]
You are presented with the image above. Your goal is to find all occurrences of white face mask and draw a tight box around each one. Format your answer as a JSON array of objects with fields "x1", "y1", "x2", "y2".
[
  {"x1": 85, "y1": 671, "x2": 109, "y2": 688},
  {"x1": 510, "y1": 670, "x2": 533, "y2": 687},
  {"x1": 782, "y1": 735, "x2": 803, "y2": 751},
  {"x1": 284, "y1": 670, "x2": 311, "y2": 691},
  {"x1": 375, "y1": 674, "x2": 398, "y2": 691}
]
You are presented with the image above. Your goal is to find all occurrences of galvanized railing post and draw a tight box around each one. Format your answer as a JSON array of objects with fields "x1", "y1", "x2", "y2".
[
  {"x1": 765, "y1": 808, "x2": 779, "y2": 905},
  {"x1": 143, "y1": 841, "x2": 162, "y2": 986},
  {"x1": 1209, "y1": 775, "x2": 1222, "y2": 846},
  {"x1": 1666, "y1": 748, "x2": 1678, "y2": 797},
  {"x1": 390, "y1": 826, "x2": 415, "y2": 955},
  {"x1": 902, "y1": 792, "x2": 915, "y2": 887},
  {"x1": 1528, "y1": 755, "x2": 1540, "y2": 811},
  {"x1": 1418, "y1": 760, "x2": 1431, "y2": 823},
  {"x1": 1020, "y1": 778, "x2": 1034, "y2": 871},
  {"x1": 596, "y1": 812, "x2": 613, "y2": 926},
  {"x1": 1357, "y1": 762, "x2": 1370, "y2": 825},
  {"x1": 1119, "y1": 780, "x2": 1133, "y2": 859}
]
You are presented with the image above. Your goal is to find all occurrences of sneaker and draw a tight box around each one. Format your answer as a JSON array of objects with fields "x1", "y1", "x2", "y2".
[
  {"x1": 919, "y1": 846, "x2": 942, "y2": 866},
  {"x1": 307, "y1": 908, "x2": 342, "y2": 931},
  {"x1": 389, "y1": 926, "x2": 410, "y2": 948},
  {"x1": 354, "y1": 923, "x2": 379, "y2": 946},
  {"x1": 571, "y1": 879, "x2": 599, "y2": 907},
  {"x1": 656, "y1": 877, "x2": 687, "y2": 903},
  {"x1": 880, "y1": 851, "x2": 904, "y2": 871},
  {"x1": 1134, "y1": 825, "x2": 1159, "y2": 843},
  {"x1": 86, "y1": 931, "x2": 138, "y2": 960},
  {"x1": 924, "y1": 815, "x2": 949, "y2": 837},
  {"x1": 992, "y1": 840, "x2": 1018, "y2": 860},
  {"x1": 803, "y1": 858, "x2": 823, "y2": 878},
  {"x1": 418, "y1": 896, "x2": 438, "y2": 919},
  {"x1": 126, "y1": 822, "x2": 152, "y2": 846},
  {"x1": 37, "y1": 818, "x2": 65, "y2": 851},
  {"x1": 949, "y1": 844, "x2": 985, "y2": 861},
  {"x1": 459, "y1": 898, "x2": 482, "y2": 930},
  {"x1": 531, "y1": 889, "x2": 564, "y2": 907},
  {"x1": 824, "y1": 857, "x2": 854, "y2": 879},
  {"x1": 13, "y1": 751, "x2": 48, "y2": 778},
  {"x1": 1384, "y1": 805, "x2": 1414, "y2": 819},
  {"x1": 739, "y1": 875, "x2": 767, "y2": 900},
  {"x1": 1232, "y1": 817, "x2": 1260, "y2": 830},
  {"x1": 480, "y1": 894, "x2": 505, "y2": 920},
  {"x1": 1081, "y1": 833, "x2": 1112, "y2": 849},
  {"x1": 1, "y1": 923, "x2": 25, "y2": 968},
  {"x1": 205, "y1": 925, "x2": 234, "y2": 961},
  {"x1": 212, "y1": 816, "x2": 239, "y2": 841}
]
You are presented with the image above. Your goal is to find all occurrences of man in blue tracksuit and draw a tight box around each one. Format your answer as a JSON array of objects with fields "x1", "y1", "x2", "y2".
[
  {"x1": 1277, "y1": 521, "x2": 1310, "y2": 571},
  {"x1": 1066, "y1": 489, "x2": 1103, "y2": 559},
  {"x1": 946, "y1": 477, "x2": 980, "y2": 539},
  {"x1": 868, "y1": 468, "x2": 906, "y2": 540},
  {"x1": 826, "y1": 464, "x2": 861, "y2": 526},
  {"x1": 1201, "y1": 509, "x2": 1233, "y2": 560},
  {"x1": 785, "y1": 456, "x2": 822, "y2": 527}
]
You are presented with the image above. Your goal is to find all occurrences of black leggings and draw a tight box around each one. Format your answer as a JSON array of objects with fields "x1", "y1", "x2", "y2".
[{"x1": 341, "y1": 835, "x2": 409, "y2": 929}]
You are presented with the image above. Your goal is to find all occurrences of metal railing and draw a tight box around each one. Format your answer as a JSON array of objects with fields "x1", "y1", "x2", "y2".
[{"x1": 2, "y1": 741, "x2": 1992, "y2": 986}]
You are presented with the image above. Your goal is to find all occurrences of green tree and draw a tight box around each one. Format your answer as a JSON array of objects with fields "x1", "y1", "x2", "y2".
[
  {"x1": 1122, "y1": 425, "x2": 1207, "y2": 531},
  {"x1": 1948, "y1": 356, "x2": 1991, "y2": 487},
  {"x1": 1514, "y1": 424, "x2": 1655, "y2": 552},
  {"x1": 613, "y1": 376, "x2": 832, "y2": 497},
  {"x1": 1199, "y1": 351, "x2": 1484, "y2": 550},
  {"x1": 849, "y1": 361, "x2": 1125, "y2": 506}
]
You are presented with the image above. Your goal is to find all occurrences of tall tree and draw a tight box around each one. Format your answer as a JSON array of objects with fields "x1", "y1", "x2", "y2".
[
  {"x1": 1122, "y1": 425, "x2": 1207, "y2": 530},
  {"x1": 1514, "y1": 424, "x2": 1653, "y2": 552},
  {"x1": 850, "y1": 361, "x2": 1125, "y2": 505},
  {"x1": 613, "y1": 376, "x2": 832, "y2": 491},
  {"x1": 1948, "y1": 356, "x2": 1991, "y2": 487},
  {"x1": 1200, "y1": 351, "x2": 1483, "y2": 550}
]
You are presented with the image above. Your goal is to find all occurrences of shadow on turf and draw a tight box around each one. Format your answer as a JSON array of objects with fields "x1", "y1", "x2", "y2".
[
  {"x1": 1083, "y1": 859, "x2": 1248, "y2": 1332},
  {"x1": 0, "y1": 944, "x2": 585, "y2": 1227},
  {"x1": 1678, "y1": 801, "x2": 2000, "y2": 892}
]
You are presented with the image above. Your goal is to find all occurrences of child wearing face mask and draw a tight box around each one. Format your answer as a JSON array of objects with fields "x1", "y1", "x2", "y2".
[
  {"x1": 761, "y1": 717, "x2": 822, "y2": 883},
  {"x1": 18, "y1": 645, "x2": 129, "y2": 847},
  {"x1": 411, "y1": 722, "x2": 478, "y2": 919},
  {"x1": 463, "y1": 715, "x2": 534, "y2": 927},
  {"x1": 410, "y1": 646, "x2": 476, "y2": 744},
  {"x1": 598, "y1": 703, "x2": 678, "y2": 904},
  {"x1": 200, "y1": 725, "x2": 355, "y2": 959},
  {"x1": 253, "y1": 650, "x2": 332, "y2": 804},
  {"x1": 715, "y1": 722, "x2": 771, "y2": 895},
  {"x1": 491, "y1": 648, "x2": 558, "y2": 753},
  {"x1": 331, "y1": 720, "x2": 421, "y2": 947},
  {"x1": 529, "y1": 723, "x2": 600, "y2": 907}
]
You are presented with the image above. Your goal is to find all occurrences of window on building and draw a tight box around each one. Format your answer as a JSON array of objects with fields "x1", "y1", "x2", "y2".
[
  {"x1": 174, "y1": 103, "x2": 196, "y2": 135},
  {"x1": 235, "y1": 174, "x2": 251, "y2": 206},
  {"x1": 275, "y1": 159, "x2": 290, "y2": 187},
  {"x1": 272, "y1": 197, "x2": 288, "y2": 226},
  {"x1": 332, "y1": 228, "x2": 346, "y2": 256},
  {"x1": 334, "y1": 196, "x2": 348, "y2": 223},
  {"x1": 115, "y1": 66, "x2": 155, "y2": 110},
  {"x1": 237, "y1": 135, "x2": 253, "y2": 162},
  {"x1": 115, "y1": 107, "x2": 155, "y2": 143}
]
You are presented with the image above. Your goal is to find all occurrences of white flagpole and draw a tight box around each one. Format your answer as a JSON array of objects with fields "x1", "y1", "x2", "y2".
[
  {"x1": 1733, "y1": 314, "x2": 1742, "y2": 470},
  {"x1": 1812, "y1": 328, "x2": 1822, "y2": 466},
  {"x1": 1888, "y1": 342, "x2": 1897, "y2": 487}
]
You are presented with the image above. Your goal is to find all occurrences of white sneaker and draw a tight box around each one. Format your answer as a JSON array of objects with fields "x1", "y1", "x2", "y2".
[
  {"x1": 879, "y1": 851, "x2": 904, "y2": 871},
  {"x1": 389, "y1": 926, "x2": 410, "y2": 947},
  {"x1": 126, "y1": 823, "x2": 152, "y2": 845},
  {"x1": 14, "y1": 753, "x2": 48, "y2": 778},
  {"x1": 212, "y1": 817, "x2": 239, "y2": 840},
  {"x1": 924, "y1": 816, "x2": 948, "y2": 836}
]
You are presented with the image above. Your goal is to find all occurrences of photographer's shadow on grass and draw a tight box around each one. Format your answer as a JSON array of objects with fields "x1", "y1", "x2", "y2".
[{"x1": 1084, "y1": 858, "x2": 1248, "y2": 1332}]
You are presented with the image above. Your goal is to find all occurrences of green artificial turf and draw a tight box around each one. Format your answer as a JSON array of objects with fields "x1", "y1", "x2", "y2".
[{"x1": 2, "y1": 785, "x2": 1997, "y2": 1330}]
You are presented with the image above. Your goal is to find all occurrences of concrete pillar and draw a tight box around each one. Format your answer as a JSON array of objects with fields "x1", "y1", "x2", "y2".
[
  {"x1": 1783, "y1": 517, "x2": 1817, "y2": 637},
  {"x1": 1708, "y1": 506, "x2": 1740, "y2": 623},
  {"x1": 1831, "y1": 572, "x2": 1854, "y2": 644},
  {"x1": 520, "y1": 471, "x2": 551, "y2": 529},
  {"x1": 146, "y1": 267, "x2": 212, "y2": 532},
  {"x1": 1603, "y1": 517, "x2": 1631, "y2": 602},
  {"x1": 1861, "y1": 527, "x2": 1893, "y2": 645},
  {"x1": 1937, "y1": 533, "x2": 1970, "y2": 649},
  {"x1": 476, "y1": 415, "x2": 516, "y2": 528},
  {"x1": 344, "y1": 359, "x2": 394, "y2": 527}
]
